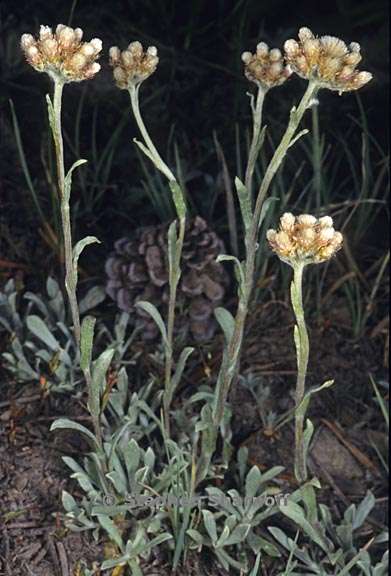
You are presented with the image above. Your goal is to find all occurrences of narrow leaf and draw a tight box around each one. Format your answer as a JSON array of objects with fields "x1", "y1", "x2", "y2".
[
  {"x1": 167, "y1": 220, "x2": 179, "y2": 285},
  {"x1": 61, "y1": 490, "x2": 77, "y2": 512},
  {"x1": 257, "y1": 196, "x2": 279, "y2": 233},
  {"x1": 26, "y1": 315, "x2": 59, "y2": 350},
  {"x1": 97, "y1": 514, "x2": 124, "y2": 550},
  {"x1": 235, "y1": 176, "x2": 252, "y2": 232},
  {"x1": 90, "y1": 348, "x2": 115, "y2": 418},
  {"x1": 187, "y1": 528, "x2": 204, "y2": 545},
  {"x1": 50, "y1": 418, "x2": 98, "y2": 448},
  {"x1": 223, "y1": 523, "x2": 251, "y2": 546},
  {"x1": 80, "y1": 315, "x2": 96, "y2": 372},
  {"x1": 123, "y1": 438, "x2": 141, "y2": 477},
  {"x1": 46, "y1": 94, "x2": 55, "y2": 134},
  {"x1": 296, "y1": 380, "x2": 334, "y2": 418},
  {"x1": 278, "y1": 500, "x2": 329, "y2": 553},
  {"x1": 169, "y1": 346, "x2": 194, "y2": 400},
  {"x1": 369, "y1": 374, "x2": 389, "y2": 428},
  {"x1": 135, "y1": 301, "x2": 168, "y2": 347},
  {"x1": 249, "y1": 553, "x2": 261, "y2": 576},
  {"x1": 216, "y1": 254, "x2": 245, "y2": 288},
  {"x1": 302, "y1": 418, "x2": 314, "y2": 466},
  {"x1": 353, "y1": 491, "x2": 375, "y2": 530},
  {"x1": 133, "y1": 138, "x2": 155, "y2": 163},
  {"x1": 215, "y1": 548, "x2": 246, "y2": 571},
  {"x1": 64, "y1": 158, "x2": 88, "y2": 201},
  {"x1": 73, "y1": 236, "x2": 100, "y2": 284},
  {"x1": 169, "y1": 181, "x2": 186, "y2": 220},
  {"x1": 259, "y1": 466, "x2": 285, "y2": 484},
  {"x1": 214, "y1": 307, "x2": 235, "y2": 344},
  {"x1": 202, "y1": 510, "x2": 218, "y2": 543},
  {"x1": 100, "y1": 555, "x2": 130, "y2": 570},
  {"x1": 245, "y1": 466, "x2": 262, "y2": 499},
  {"x1": 148, "y1": 533, "x2": 173, "y2": 549},
  {"x1": 79, "y1": 286, "x2": 106, "y2": 314}
]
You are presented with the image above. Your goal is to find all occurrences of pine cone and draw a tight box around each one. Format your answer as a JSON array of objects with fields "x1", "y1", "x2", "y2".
[{"x1": 105, "y1": 217, "x2": 230, "y2": 342}]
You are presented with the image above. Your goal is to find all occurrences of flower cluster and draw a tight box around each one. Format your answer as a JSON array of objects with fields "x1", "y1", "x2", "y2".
[
  {"x1": 241, "y1": 43, "x2": 292, "y2": 89},
  {"x1": 20, "y1": 25, "x2": 102, "y2": 83},
  {"x1": 284, "y1": 27, "x2": 372, "y2": 93},
  {"x1": 267, "y1": 213, "x2": 343, "y2": 265},
  {"x1": 109, "y1": 42, "x2": 159, "y2": 89}
]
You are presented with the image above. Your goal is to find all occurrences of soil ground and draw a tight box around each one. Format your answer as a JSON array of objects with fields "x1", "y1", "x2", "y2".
[{"x1": 0, "y1": 302, "x2": 388, "y2": 575}]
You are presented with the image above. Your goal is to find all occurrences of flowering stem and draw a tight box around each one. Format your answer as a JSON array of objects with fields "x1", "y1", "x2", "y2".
[
  {"x1": 162, "y1": 217, "x2": 186, "y2": 436},
  {"x1": 51, "y1": 80, "x2": 103, "y2": 451},
  {"x1": 212, "y1": 80, "x2": 318, "y2": 429},
  {"x1": 129, "y1": 85, "x2": 176, "y2": 181},
  {"x1": 244, "y1": 86, "x2": 266, "y2": 200},
  {"x1": 291, "y1": 261, "x2": 310, "y2": 483},
  {"x1": 52, "y1": 80, "x2": 81, "y2": 345},
  {"x1": 312, "y1": 104, "x2": 323, "y2": 318},
  {"x1": 128, "y1": 84, "x2": 186, "y2": 438},
  {"x1": 251, "y1": 81, "x2": 317, "y2": 231}
]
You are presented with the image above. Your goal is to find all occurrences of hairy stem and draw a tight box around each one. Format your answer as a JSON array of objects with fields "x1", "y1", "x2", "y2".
[
  {"x1": 244, "y1": 86, "x2": 266, "y2": 200},
  {"x1": 53, "y1": 81, "x2": 81, "y2": 345},
  {"x1": 163, "y1": 216, "x2": 186, "y2": 436},
  {"x1": 212, "y1": 80, "x2": 318, "y2": 429},
  {"x1": 312, "y1": 103, "x2": 323, "y2": 318},
  {"x1": 129, "y1": 85, "x2": 176, "y2": 181},
  {"x1": 251, "y1": 81, "x2": 317, "y2": 233},
  {"x1": 291, "y1": 261, "x2": 310, "y2": 483},
  {"x1": 129, "y1": 84, "x2": 185, "y2": 437},
  {"x1": 52, "y1": 80, "x2": 102, "y2": 450}
]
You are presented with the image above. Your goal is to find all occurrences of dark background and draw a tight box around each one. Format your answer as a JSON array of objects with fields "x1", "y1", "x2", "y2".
[
  {"x1": 0, "y1": 0, "x2": 389, "y2": 280},
  {"x1": 3, "y1": 0, "x2": 388, "y2": 134}
]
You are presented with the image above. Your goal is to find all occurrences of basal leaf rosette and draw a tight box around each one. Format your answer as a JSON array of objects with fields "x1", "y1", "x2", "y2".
[{"x1": 21, "y1": 25, "x2": 102, "y2": 83}]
